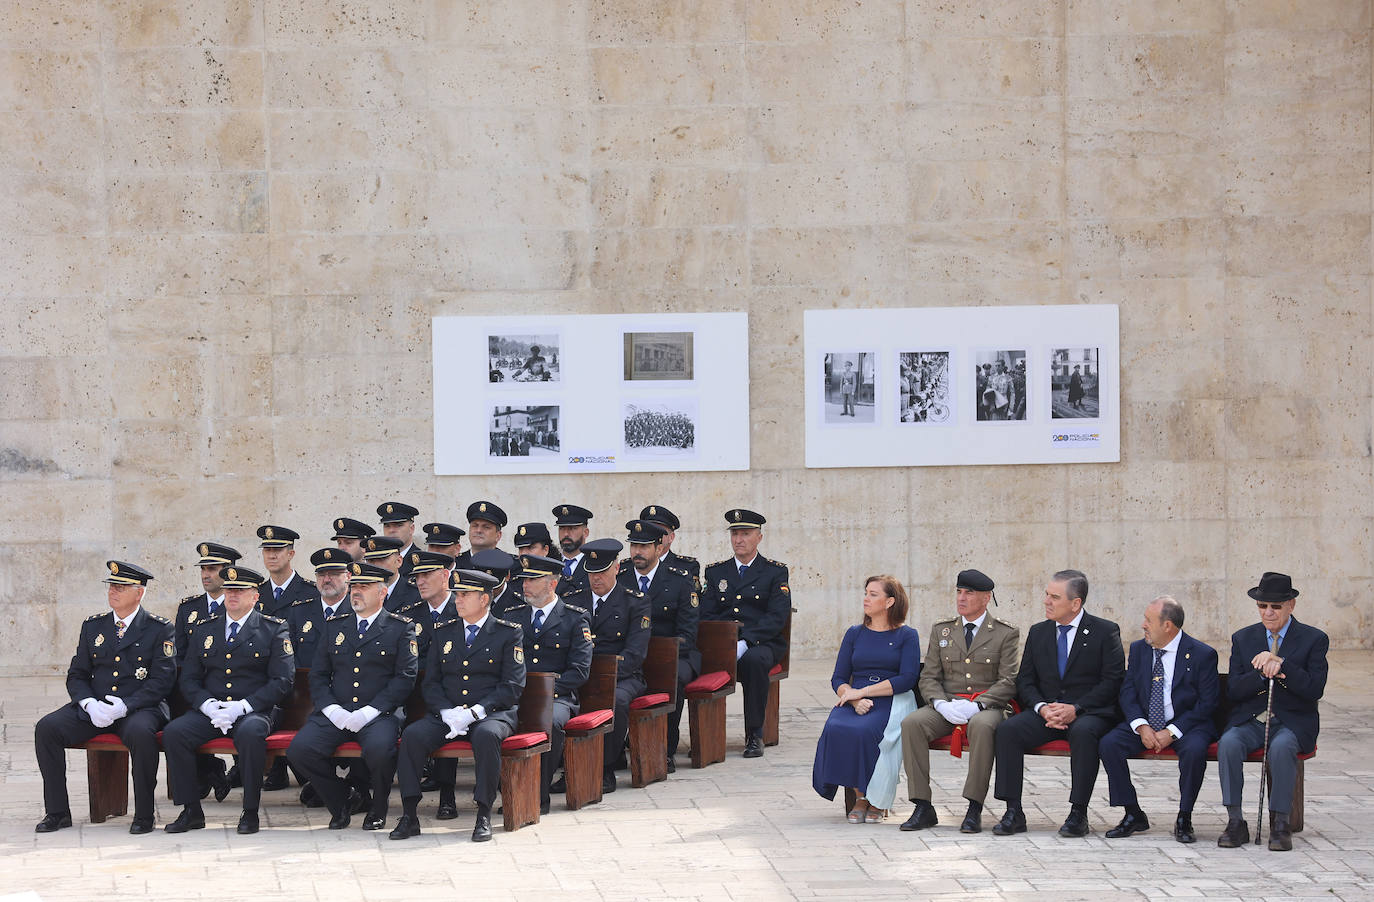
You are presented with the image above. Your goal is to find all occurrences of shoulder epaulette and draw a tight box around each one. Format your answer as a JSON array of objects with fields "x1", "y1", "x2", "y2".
[
  {"x1": 326, "y1": 611, "x2": 351, "y2": 621},
  {"x1": 666, "y1": 564, "x2": 690, "y2": 578},
  {"x1": 290, "y1": 596, "x2": 315, "y2": 607},
  {"x1": 675, "y1": 554, "x2": 698, "y2": 564},
  {"x1": 301, "y1": 576, "x2": 316, "y2": 586},
  {"x1": 85, "y1": 611, "x2": 107, "y2": 621},
  {"x1": 564, "y1": 602, "x2": 589, "y2": 616},
  {"x1": 179, "y1": 594, "x2": 201, "y2": 606},
  {"x1": 708, "y1": 559, "x2": 732, "y2": 569},
  {"x1": 146, "y1": 611, "x2": 171, "y2": 624},
  {"x1": 629, "y1": 589, "x2": 645, "y2": 598},
  {"x1": 391, "y1": 613, "x2": 413, "y2": 624},
  {"x1": 433, "y1": 616, "x2": 460, "y2": 631},
  {"x1": 261, "y1": 614, "x2": 285, "y2": 624},
  {"x1": 492, "y1": 617, "x2": 519, "y2": 630},
  {"x1": 764, "y1": 556, "x2": 788, "y2": 568}
]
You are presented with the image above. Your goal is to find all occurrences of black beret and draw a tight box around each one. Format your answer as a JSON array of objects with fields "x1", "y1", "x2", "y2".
[{"x1": 956, "y1": 569, "x2": 995, "y2": 592}]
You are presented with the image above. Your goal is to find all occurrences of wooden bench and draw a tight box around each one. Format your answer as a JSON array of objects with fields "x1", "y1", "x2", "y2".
[
  {"x1": 627, "y1": 636, "x2": 680, "y2": 788},
  {"x1": 685, "y1": 611, "x2": 792, "y2": 763},
  {"x1": 562, "y1": 654, "x2": 618, "y2": 809}
]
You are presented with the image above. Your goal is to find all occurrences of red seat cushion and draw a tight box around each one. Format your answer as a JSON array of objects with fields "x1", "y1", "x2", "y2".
[
  {"x1": 1032, "y1": 739, "x2": 1070, "y2": 754},
  {"x1": 630, "y1": 692, "x2": 671, "y2": 710},
  {"x1": 436, "y1": 732, "x2": 549, "y2": 753},
  {"x1": 334, "y1": 741, "x2": 362, "y2": 753},
  {"x1": 769, "y1": 664, "x2": 783, "y2": 676},
  {"x1": 684, "y1": 671, "x2": 731, "y2": 694},
  {"x1": 265, "y1": 731, "x2": 296, "y2": 750},
  {"x1": 197, "y1": 737, "x2": 237, "y2": 753},
  {"x1": 85, "y1": 732, "x2": 126, "y2": 746},
  {"x1": 565, "y1": 709, "x2": 615, "y2": 731}
]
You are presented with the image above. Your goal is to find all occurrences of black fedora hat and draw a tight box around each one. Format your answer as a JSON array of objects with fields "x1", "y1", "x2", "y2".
[{"x1": 1247, "y1": 571, "x2": 1299, "y2": 602}]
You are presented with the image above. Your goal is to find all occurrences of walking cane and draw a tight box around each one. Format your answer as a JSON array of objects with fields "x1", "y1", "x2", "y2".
[{"x1": 1254, "y1": 676, "x2": 1275, "y2": 845}]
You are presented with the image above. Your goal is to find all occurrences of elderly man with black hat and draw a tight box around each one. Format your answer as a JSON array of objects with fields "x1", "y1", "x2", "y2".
[
  {"x1": 561, "y1": 538, "x2": 651, "y2": 793},
  {"x1": 462, "y1": 500, "x2": 509, "y2": 567},
  {"x1": 1216, "y1": 571, "x2": 1328, "y2": 851},
  {"x1": 175, "y1": 541, "x2": 242, "y2": 800},
  {"x1": 363, "y1": 536, "x2": 423, "y2": 616},
  {"x1": 619, "y1": 518, "x2": 699, "y2": 772},
  {"x1": 899, "y1": 569, "x2": 1020, "y2": 834},
  {"x1": 553, "y1": 504, "x2": 594, "y2": 596},
  {"x1": 701, "y1": 509, "x2": 792, "y2": 759},
  {"x1": 34, "y1": 561, "x2": 175, "y2": 835},
  {"x1": 377, "y1": 501, "x2": 421, "y2": 578},
  {"x1": 163, "y1": 566, "x2": 295, "y2": 835},
  {"x1": 255, "y1": 525, "x2": 319, "y2": 619},
  {"x1": 390, "y1": 568, "x2": 526, "y2": 843},
  {"x1": 287, "y1": 561, "x2": 418, "y2": 831},
  {"x1": 331, "y1": 517, "x2": 376, "y2": 562}
]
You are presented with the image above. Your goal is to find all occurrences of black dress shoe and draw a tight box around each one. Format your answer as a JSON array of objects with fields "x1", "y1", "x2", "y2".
[
  {"x1": 549, "y1": 774, "x2": 567, "y2": 794},
  {"x1": 389, "y1": 815, "x2": 420, "y2": 840},
  {"x1": 165, "y1": 809, "x2": 206, "y2": 833},
  {"x1": 299, "y1": 783, "x2": 324, "y2": 808},
  {"x1": 602, "y1": 770, "x2": 618, "y2": 794},
  {"x1": 129, "y1": 818, "x2": 154, "y2": 835},
  {"x1": 1172, "y1": 813, "x2": 1196, "y2": 844},
  {"x1": 666, "y1": 756, "x2": 676, "y2": 774},
  {"x1": 262, "y1": 759, "x2": 290, "y2": 791},
  {"x1": 743, "y1": 734, "x2": 764, "y2": 758},
  {"x1": 472, "y1": 812, "x2": 493, "y2": 842},
  {"x1": 361, "y1": 815, "x2": 387, "y2": 831},
  {"x1": 226, "y1": 764, "x2": 243, "y2": 789},
  {"x1": 899, "y1": 800, "x2": 938, "y2": 832},
  {"x1": 1058, "y1": 807, "x2": 1090, "y2": 837},
  {"x1": 35, "y1": 812, "x2": 72, "y2": 833},
  {"x1": 1217, "y1": 817, "x2": 1250, "y2": 848},
  {"x1": 1268, "y1": 812, "x2": 1292, "y2": 851},
  {"x1": 960, "y1": 800, "x2": 983, "y2": 834},
  {"x1": 540, "y1": 798, "x2": 550, "y2": 816},
  {"x1": 210, "y1": 769, "x2": 231, "y2": 804},
  {"x1": 992, "y1": 807, "x2": 1027, "y2": 836},
  {"x1": 349, "y1": 789, "x2": 371, "y2": 815},
  {"x1": 1105, "y1": 811, "x2": 1149, "y2": 838},
  {"x1": 237, "y1": 810, "x2": 259, "y2": 835},
  {"x1": 328, "y1": 808, "x2": 351, "y2": 830},
  {"x1": 436, "y1": 801, "x2": 459, "y2": 820}
]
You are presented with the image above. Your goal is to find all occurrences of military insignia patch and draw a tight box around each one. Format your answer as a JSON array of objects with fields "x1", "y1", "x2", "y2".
[
  {"x1": 163, "y1": 640, "x2": 175, "y2": 657},
  {"x1": 335, "y1": 632, "x2": 345, "y2": 646},
  {"x1": 412, "y1": 553, "x2": 420, "y2": 565},
  {"x1": 367, "y1": 539, "x2": 377, "y2": 551},
  {"x1": 581, "y1": 624, "x2": 592, "y2": 642},
  {"x1": 519, "y1": 526, "x2": 526, "y2": 537},
  {"x1": 514, "y1": 645, "x2": 523, "y2": 664},
  {"x1": 135, "y1": 666, "x2": 148, "y2": 680},
  {"x1": 649, "y1": 506, "x2": 656, "y2": 516},
  {"x1": 718, "y1": 579, "x2": 728, "y2": 592},
  {"x1": 302, "y1": 621, "x2": 312, "y2": 634},
  {"x1": 323, "y1": 549, "x2": 334, "y2": 560},
  {"x1": 265, "y1": 526, "x2": 274, "y2": 539},
  {"x1": 410, "y1": 639, "x2": 418, "y2": 657},
  {"x1": 641, "y1": 616, "x2": 650, "y2": 629},
  {"x1": 941, "y1": 627, "x2": 950, "y2": 637},
  {"x1": 387, "y1": 503, "x2": 394, "y2": 514},
  {"x1": 108, "y1": 561, "x2": 118, "y2": 574},
  {"x1": 227, "y1": 567, "x2": 237, "y2": 581},
  {"x1": 690, "y1": 593, "x2": 699, "y2": 608},
  {"x1": 415, "y1": 622, "x2": 424, "y2": 635},
  {"x1": 336, "y1": 519, "x2": 344, "y2": 530},
  {"x1": 479, "y1": 503, "x2": 487, "y2": 513},
  {"x1": 94, "y1": 633, "x2": 105, "y2": 647},
  {"x1": 189, "y1": 610, "x2": 198, "y2": 624},
  {"x1": 780, "y1": 585, "x2": 790, "y2": 594},
  {"x1": 284, "y1": 638, "x2": 294, "y2": 656},
  {"x1": 204, "y1": 635, "x2": 214, "y2": 650},
  {"x1": 443, "y1": 640, "x2": 453, "y2": 654}
]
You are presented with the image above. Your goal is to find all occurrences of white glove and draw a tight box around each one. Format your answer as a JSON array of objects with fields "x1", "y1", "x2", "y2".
[
  {"x1": 440, "y1": 707, "x2": 466, "y2": 739},
  {"x1": 933, "y1": 699, "x2": 969, "y2": 725},
  {"x1": 103, "y1": 695, "x2": 128, "y2": 721},
  {"x1": 222, "y1": 699, "x2": 252, "y2": 724},
  {"x1": 444, "y1": 707, "x2": 476, "y2": 738},
  {"x1": 83, "y1": 698, "x2": 116, "y2": 728},
  {"x1": 949, "y1": 698, "x2": 981, "y2": 721},
  {"x1": 736, "y1": 639, "x2": 748, "y2": 660},
  {"x1": 200, "y1": 699, "x2": 225, "y2": 718},
  {"x1": 344, "y1": 705, "x2": 380, "y2": 732},
  {"x1": 323, "y1": 704, "x2": 350, "y2": 730}
]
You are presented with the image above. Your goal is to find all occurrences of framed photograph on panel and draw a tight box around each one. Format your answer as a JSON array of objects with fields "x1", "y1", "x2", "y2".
[
  {"x1": 622, "y1": 399, "x2": 698, "y2": 458},
  {"x1": 973, "y1": 349, "x2": 1027, "y2": 423},
  {"x1": 623, "y1": 331, "x2": 694, "y2": 381},
  {"x1": 488, "y1": 333, "x2": 560, "y2": 384},
  {"x1": 822, "y1": 352, "x2": 877, "y2": 424},
  {"x1": 1049, "y1": 347, "x2": 1101, "y2": 419},
  {"x1": 488, "y1": 404, "x2": 560, "y2": 458},
  {"x1": 898, "y1": 352, "x2": 953, "y2": 424}
]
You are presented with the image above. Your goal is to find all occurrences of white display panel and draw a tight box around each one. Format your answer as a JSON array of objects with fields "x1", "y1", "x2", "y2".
[
  {"x1": 804, "y1": 305, "x2": 1120, "y2": 468},
  {"x1": 434, "y1": 313, "x2": 749, "y2": 475}
]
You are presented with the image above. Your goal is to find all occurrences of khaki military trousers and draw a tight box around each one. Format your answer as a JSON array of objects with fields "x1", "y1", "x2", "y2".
[{"x1": 900, "y1": 705, "x2": 1005, "y2": 804}]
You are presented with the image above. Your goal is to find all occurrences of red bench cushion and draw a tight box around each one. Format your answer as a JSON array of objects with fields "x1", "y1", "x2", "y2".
[
  {"x1": 684, "y1": 671, "x2": 731, "y2": 694},
  {"x1": 437, "y1": 732, "x2": 549, "y2": 752},
  {"x1": 769, "y1": 664, "x2": 783, "y2": 676},
  {"x1": 565, "y1": 710, "x2": 614, "y2": 731},
  {"x1": 630, "y1": 692, "x2": 671, "y2": 710}
]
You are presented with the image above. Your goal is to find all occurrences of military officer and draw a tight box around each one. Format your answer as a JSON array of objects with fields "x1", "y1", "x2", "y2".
[
  {"x1": 378, "y1": 501, "x2": 421, "y2": 579},
  {"x1": 561, "y1": 538, "x2": 650, "y2": 793},
  {"x1": 508, "y1": 553, "x2": 593, "y2": 812},
  {"x1": 462, "y1": 500, "x2": 509, "y2": 567},
  {"x1": 287, "y1": 561, "x2": 418, "y2": 831},
  {"x1": 701, "y1": 509, "x2": 791, "y2": 758},
  {"x1": 255, "y1": 525, "x2": 319, "y2": 618},
  {"x1": 163, "y1": 566, "x2": 295, "y2": 835},
  {"x1": 391, "y1": 569, "x2": 525, "y2": 843},
  {"x1": 175, "y1": 541, "x2": 241, "y2": 800},
  {"x1": 286, "y1": 548, "x2": 353, "y2": 801},
  {"x1": 363, "y1": 536, "x2": 423, "y2": 616},
  {"x1": 899, "y1": 569, "x2": 1020, "y2": 834},
  {"x1": 512, "y1": 521, "x2": 554, "y2": 596},
  {"x1": 471, "y1": 548, "x2": 525, "y2": 618},
  {"x1": 618, "y1": 518, "x2": 698, "y2": 771},
  {"x1": 640, "y1": 504, "x2": 701, "y2": 593},
  {"x1": 35, "y1": 561, "x2": 175, "y2": 835},
  {"x1": 331, "y1": 517, "x2": 375, "y2": 562},
  {"x1": 409, "y1": 548, "x2": 462, "y2": 818},
  {"x1": 553, "y1": 504, "x2": 593, "y2": 596},
  {"x1": 423, "y1": 521, "x2": 466, "y2": 561}
]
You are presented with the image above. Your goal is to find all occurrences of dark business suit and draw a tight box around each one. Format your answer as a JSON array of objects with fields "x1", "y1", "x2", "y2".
[
  {"x1": 1217, "y1": 617, "x2": 1328, "y2": 815},
  {"x1": 701, "y1": 555, "x2": 791, "y2": 736},
  {"x1": 994, "y1": 611, "x2": 1125, "y2": 806},
  {"x1": 257, "y1": 572, "x2": 320, "y2": 618},
  {"x1": 1099, "y1": 633, "x2": 1218, "y2": 813},
  {"x1": 620, "y1": 564, "x2": 699, "y2": 756},
  {"x1": 566, "y1": 584, "x2": 651, "y2": 767}
]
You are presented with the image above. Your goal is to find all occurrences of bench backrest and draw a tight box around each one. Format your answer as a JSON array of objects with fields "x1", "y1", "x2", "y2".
[
  {"x1": 696, "y1": 620, "x2": 739, "y2": 681},
  {"x1": 645, "y1": 636, "x2": 681, "y2": 703},
  {"x1": 582, "y1": 653, "x2": 619, "y2": 712}
]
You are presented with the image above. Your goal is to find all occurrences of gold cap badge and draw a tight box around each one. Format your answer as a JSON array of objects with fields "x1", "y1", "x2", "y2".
[
  {"x1": 479, "y1": 503, "x2": 487, "y2": 512},
  {"x1": 387, "y1": 504, "x2": 394, "y2": 514},
  {"x1": 199, "y1": 543, "x2": 209, "y2": 556},
  {"x1": 108, "y1": 561, "x2": 118, "y2": 574},
  {"x1": 265, "y1": 527, "x2": 274, "y2": 539},
  {"x1": 227, "y1": 568, "x2": 237, "y2": 581},
  {"x1": 336, "y1": 519, "x2": 344, "y2": 530}
]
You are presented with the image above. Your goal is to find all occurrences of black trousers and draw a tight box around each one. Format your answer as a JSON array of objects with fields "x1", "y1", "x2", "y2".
[
  {"x1": 398, "y1": 711, "x2": 515, "y2": 808},
  {"x1": 737, "y1": 646, "x2": 776, "y2": 736},
  {"x1": 287, "y1": 713, "x2": 400, "y2": 819},
  {"x1": 668, "y1": 658, "x2": 696, "y2": 757},
  {"x1": 994, "y1": 709, "x2": 1114, "y2": 807},
  {"x1": 1099, "y1": 722, "x2": 1213, "y2": 813},
  {"x1": 542, "y1": 699, "x2": 576, "y2": 804},
  {"x1": 164, "y1": 710, "x2": 273, "y2": 811},
  {"x1": 609, "y1": 675, "x2": 646, "y2": 767},
  {"x1": 34, "y1": 704, "x2": 166, "y2": 821}
]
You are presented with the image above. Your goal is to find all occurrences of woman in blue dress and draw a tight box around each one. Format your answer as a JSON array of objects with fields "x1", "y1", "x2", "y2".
[{"x1": 812, "y1": 575, "x2": 920, "y2": 822}]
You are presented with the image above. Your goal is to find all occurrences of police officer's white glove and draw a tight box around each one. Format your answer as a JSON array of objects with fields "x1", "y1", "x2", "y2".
[
  {"x1": 103, "y1": 695, "x2": 128, "y2": 721},
  {"x1": 322, "y1": 704, "x2": 350, "y2": 730},
  {"x1": 199, "y1": 699, "x2": 224, "y2": 718},
  {"x1": 736, "y1": 640, "x2": 748, "y2": 660},
  {"x1": 348, "y1": 706, "x2": 380, "y2": 731},
  {"x1": 83, "y1": 698, "x2": 116, "y2": 728},
  {"x1": 440, "y1": 707, "x2": 465, "y2": 739}
]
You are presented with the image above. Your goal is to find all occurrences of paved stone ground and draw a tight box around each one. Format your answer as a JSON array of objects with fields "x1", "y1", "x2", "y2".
[{"x1": 2, "y1": 653, "x2": 1371, "y2": 901}]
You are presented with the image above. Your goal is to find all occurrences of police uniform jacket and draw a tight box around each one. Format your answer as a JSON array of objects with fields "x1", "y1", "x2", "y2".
[
  {"x1": 257, "y1": 572, "x2": 320, "y2": 618},
  {"x1": 490, "y1": 582, "x2": 526, "y2": 620},
  {"x1": 565, "y1": 583, "x2": 651, "y2": 682},
  {"x1": 174, "y1": 593, "x2": 223, "y2": 661},
  {"x1": 619, "y1": 564, "x2": 700, "y2": 673},
  {"x1": 918, "y1": 614, "x2": 1021, "y2": 710},
  {"x1": 310, "y1": 608, "x2": 418, "y2": 714},
  {"x1": 506, "y1": 600, "x2": 592, "y2": 704},
  {"x1": 664, "y1": 550, "x2": 701, "y2": 594},
  {"x1": 397, "y1": 544, "x2": 420, "y2": 580},
  {"x1": 701, "y1": 556, "x2": 791, "y2": 659},
  {"x1": 287, "y1": 597, "x2": 344, "y2": 670},
  {"x1": 413, "y1": 596, "x2": 459, "y2": 662},
  {"x1": 67, "y1": 608, "x2": 177, "y2": 716},
  {"x1": 180, "y1": 610, "x2": 295, "y2": 713},
  {"x1": 422, "y1": 615, "x2": 525, "y2": 715},
  {"x1": 556, "y1": 557, "x2": 589, "y2": 597},
  {"x1": 384, "y1": 579, "x2": 423, "y2": 616}
]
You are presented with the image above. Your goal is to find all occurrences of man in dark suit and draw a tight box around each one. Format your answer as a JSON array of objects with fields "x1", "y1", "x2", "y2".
[
  {"x1": 1216, "y1": 571, "x2": 1328, "y2": 851},
  {"x1": 255, "y1": 525, "x2": 319, "y2": 618},
  {"x1": 423, "y1": 521, "x2": 466, "y2": 561},
  {"x1": 377, "y1": 501, "x2": 421, "y2": 579},
  {"x1": 700, "y1": 509, "x2": 791, "y2": 759},
  {"x1": 554, "y1": 503, "x2": 593, "y2": 596},
  {"x1": 163, "y1": 566, "x2": 295, "y2": 835},
  {"x1": 639, "y1": 505, "x2": 701, "y2": 593},
  {"x1": 993, "y1": 569, "x2": 1124, "y2": 837},
  {"x1": 462, "y1": 500, "x2": 508, "y2": 568},
  {"x1": 469, "y1": 548, "x2": 525, "y2": 618},
  {"x1": 1098, "y1": 595, "x2": 1218, "y2": 844},
  {"x1": 34, "y1": 561, "x2": 175, "y2": 835},
  {"x1": 331, "y1": 517, "x2": 375, "y2": 562}
]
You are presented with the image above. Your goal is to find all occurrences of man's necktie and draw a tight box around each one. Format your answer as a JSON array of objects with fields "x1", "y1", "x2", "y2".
[
  {"x1": 532, "y1": 609, "x2": 545, "y2": 634},
  {"x1": 738, "y1": 563, "x2": 748, "y2": 579},
  {"x1": 431, "y1": 608, "x2": 441, "y2": 626},
  {"x1": 116, "y1": 619, "x2": 127, "y2": 639},
  {"x1": 963, "y1": 622, "x2": 975, "y2": 648},
  {"x1": 228, "y1": 622, "x2": 240, "y2": 643},
  {"x1": 1147, "y1": 647, "x2": 1168, "y2": 730},
  {"x1": 209, "y1": 601, "x2": 221, "y2": 618},
  {"x1": 639, "y1": 575, "x2": 650, "y2": 593},
  {"x1": 563, "y1": 559, "x2": 574, "y2": 578},
  {"x1": 592, "y1": 596, "x2": 602, "y2": 617},
  {"x1": 358, "y1": 619, "x2": 368, "y2": 638},
  {"x1": 465, "y1": 623, "x2": 479, "y2": 647},
  {"x1": 274, "y1": 585, "x2": 283, "y2": 601},
  {"x1": 1056, "y1": 624, "x2": 1071, "y2": 678},
  {"x1": 324, "y1": 605, "x2": 335, "y2": 620},
  {"x1": 1270, "y1": 632, "x2": 1281, "y2": 655}
]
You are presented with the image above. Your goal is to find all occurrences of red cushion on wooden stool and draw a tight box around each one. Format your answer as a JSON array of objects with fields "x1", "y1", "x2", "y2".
[
  {"x1": 630, "y1": 692, "x2": 671, "y2": 710},
  {"x1": 500, "y1": 732, "x2": 548, "y2": 750},
  {"x1": 1032, "y1": 740, "x2": 1070, "y2": 753},
  {"x1": 86, "y1": 733, "x2": 125, "y2": 745},
  {"x1": 684, "y1": 671, "x2": 731, "y2": 694},
  {"x1": 566, "y1": 710, "x2": 615, "y2": 731},
  {"x1": 198, "y1": 737, "x2": 237, "y2": 753},
  {"x1": 768, "y1": 664, "x2": 782, "y2": 676},
  {"x1": 334, "y1": 741, "x2": 362, "y2": 753},
  {"x1": 266, "y1": 731, "x2": 296, "y2": 750}
]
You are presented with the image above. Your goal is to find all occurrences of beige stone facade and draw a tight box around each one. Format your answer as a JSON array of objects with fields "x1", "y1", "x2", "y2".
[{"x1": 2, "y1": 1, "x2": 1370, "y2": 672}]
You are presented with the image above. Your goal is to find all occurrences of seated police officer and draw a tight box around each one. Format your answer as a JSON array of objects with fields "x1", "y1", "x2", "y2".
[
  {"x1": 470, "y1": 548, "x2": 525, "y2": 618},
  {"x1": 408, "y1": 548, "x2": 462, "y2": 819},
  {"x1": 363, "y1": 536, "x2": 422, "y2": 616},
  {"x1": 287, "y1": 561, "x2": 418, "y2": 831},
  {"x1": 509, "y1": 553, "x2": 592, "y2": 812},
  {"x1": 175, "y1": 541, "x2": 241, "y2": 802},
  {"x1": 392, "y1": 569, "x2": 525, "y2": 842},
  {"x1": 618, "y1": 518, "x2": 698, "y2": 773},
  {"x1": 701, "y1": 509, "x2": 791, "y2": 758},
  {"x1": 423, "y1": 521, "x2": 466, "y2": 560},
  {"x1": 163, "y1": 566, "x2": 294, "y2": 835},
  {"x1": 561, "y1": 538, "x2": 650, "y2": 793},
  {"x1": 35, "y1": 561, "x2": 175, "y2": 835}
]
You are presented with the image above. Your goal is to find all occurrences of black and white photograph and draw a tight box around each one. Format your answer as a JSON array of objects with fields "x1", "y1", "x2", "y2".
[
  {"x1": 488, "y1": 333, "x2": 560, "y2": 383},
  {"x1": 822, "y1": 352, "x2": 876, "y2": 424},
  {"x1": 624, "y1": 331, "x2": 694, "y2": 381},
  {"x1": 898, "y1": 352, "x2": 952, "y2": 424},
  {"x1": 489, "y1": 404, "x2": 560, "y2": 457},
  {"x1": 622, "y1": 399, "x2": 697, "y2": 457},
  {"x1": 974, "y1": 349, "x2": 1027, "y2": 422},
  {"x1": 1050, "y1": 347, "x2": 1101, "y2": 419}
]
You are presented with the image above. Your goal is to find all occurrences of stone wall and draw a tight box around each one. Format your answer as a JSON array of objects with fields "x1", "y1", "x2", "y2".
[{"x1": 2, "y1": 1, "x2": 1370, "y2": 673}]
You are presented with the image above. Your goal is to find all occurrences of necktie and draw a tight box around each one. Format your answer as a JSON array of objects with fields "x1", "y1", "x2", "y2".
[
  {"x1": 273, "y1": 586, "x2": 283, "y2": 601},
  {"x1": 963, "y1": 622, "x2": 975, "y2": 648},
  {"x1": 593, "y1": 596, "x2": 602, "y2": 617},
  {"x1": 1056, "y1": 624, "x2": 1071, "y2": 678},
  {"x1": 1269, "y1": 632, "x2": 1280, "y2": 655},
  {"x1": 431, "y1": 608, "x2": 441, "y2": 626},
  {"x1": 358, "y1": 618, "x2": 368, "y2": 638},
  {"x1": 639, "y1": 575, "x2": 650, "y2": 593},
  {"x1": 465, "y1": 623, "x2": 479, "y2": 647},
  {"x1": 209, "y1": 600, "x2": 221, "y2": 618},
  {"x1": 738, "y1": 563, "x2": 748, "y2": 579},
  {"x1": 563, "y1": 559, "x2": 574, "y2": 578},
  {"x1": 1147, "y1": 647, "x2": 1168, "y2": 730},
  {"x1": 228, "y1": 622, "x2": 240, "y2": 642},
  {"x1": 532, "y1": 609, "x2": 545, "y2": 633},
  {"x1": 116, "y1": 619, "x2": 127, "y2": 639},
  {"x1": 324, "y1": 605, "x2": 335, "y2": 620}
]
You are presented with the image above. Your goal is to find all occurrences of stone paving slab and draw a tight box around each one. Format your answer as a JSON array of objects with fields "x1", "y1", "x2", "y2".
[{"x1": 2, "y1": 651, "x2": 1371, "y2": 900}]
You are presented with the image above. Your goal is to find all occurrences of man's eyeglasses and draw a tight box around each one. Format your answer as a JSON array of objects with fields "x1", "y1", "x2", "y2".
[{"x1": 1255, "y1": 602, "x2": 1289, "y2": 611}]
